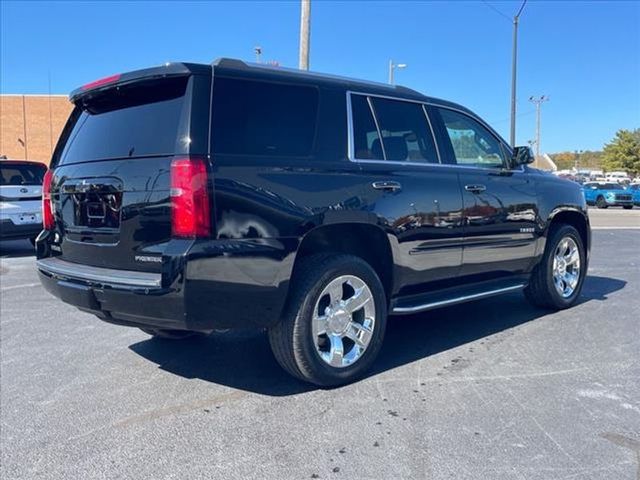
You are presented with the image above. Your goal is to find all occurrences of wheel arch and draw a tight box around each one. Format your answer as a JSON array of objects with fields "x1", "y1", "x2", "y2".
[
  {"x1": 547, "y1": 208, "x2": 590, "y2": 255},
  {"x1": 291, "y1": 223, "x2": 395, "y2": 301}
]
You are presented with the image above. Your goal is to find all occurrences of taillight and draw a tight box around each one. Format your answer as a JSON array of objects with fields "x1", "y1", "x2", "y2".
[
  {"x1": 42, "y1": 169, "x2": 55, "y2": 230},
  {"x1": 170, "y1": 157, "x2": 211, "y2": 238},
  {"x1": 81, "y1": 73, "x2": 121, "y2": 91}
]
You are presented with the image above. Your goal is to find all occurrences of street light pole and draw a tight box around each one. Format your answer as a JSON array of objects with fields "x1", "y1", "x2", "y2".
[
  {"x1": 388, "y1": 60, "x2": 407, "y2": 85},
  {"x1": 529, "y1": 95, "x2": 549, "y2": 158},
  {"x1": 509, "y1": 0, "x2": 528, "y2": 147},
  {"x1": 298, "y1": 0, "x2": 311, "y2": 70}
]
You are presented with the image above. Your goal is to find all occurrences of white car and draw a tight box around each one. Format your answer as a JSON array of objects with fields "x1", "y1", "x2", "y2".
[
  {"x1": 605, "y1": 171, "x2": 630, "y2": 183},
  {"x1": 0, "y1": 160, "x2": 47, "y2": 244}
]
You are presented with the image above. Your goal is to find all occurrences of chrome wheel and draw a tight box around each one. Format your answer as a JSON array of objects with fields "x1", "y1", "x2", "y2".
[
  {"x1": 312, "y1": 275, "x2": 376, "y2": 368},
  {"x1": 552, "y1": 237, "x2": 581, "y2": 298}
]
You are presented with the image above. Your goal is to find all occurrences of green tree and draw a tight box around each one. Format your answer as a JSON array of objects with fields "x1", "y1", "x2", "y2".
[{"x1": 602, "y1": 129, "x2": 640, "y2": 175}]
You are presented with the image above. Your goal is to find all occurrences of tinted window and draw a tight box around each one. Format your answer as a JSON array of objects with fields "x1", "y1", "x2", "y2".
[
  {"x1": 212, "y1": 78, "x2": 318, "y2": 157},
  {"x1": 59, "y1": 79, "x2": 188, "y2": 164},
  {"x1": 437, "y1": 108, "x2": 506, "y2": 169},
  {"x1": 351, "y1": 95, "x2": 382, "y2": 159},
  {"x1": 370, "y1": 98, "x2": 438, "y2": 163},
  {"x1": 0, "y1": 163, "x2": 47, "y2": 185}
]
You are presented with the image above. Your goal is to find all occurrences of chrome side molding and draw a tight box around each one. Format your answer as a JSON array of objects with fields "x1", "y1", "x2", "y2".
[{"x1": 392, "y1": 284, "x2": 526, "y2": 314}]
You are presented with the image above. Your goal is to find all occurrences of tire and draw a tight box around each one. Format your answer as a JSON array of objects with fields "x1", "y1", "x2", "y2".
[
  {"x1": 525, "y1": 224, "x2": 586, "y2": 310},
  {"x1": 596, "y1": 196, "x2": 608, "y2": 209},
  {"x1": 140, "y1": 328, "x2": 200, "y2": 340},
  {"x1": 623, "y1": 205, "x2": 633, "y2": 210},
  {"x1": 269, "y1": 254, "x2": 387, "y2": 387}
]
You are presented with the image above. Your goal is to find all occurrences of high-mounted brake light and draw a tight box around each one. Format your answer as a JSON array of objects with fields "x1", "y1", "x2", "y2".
[
  {"x1": 42, "y1": 169, "x2": 55, "y2": 230},
  {"x1": 170, "y1": 157, "x2": 211, "y2": 238},
  {"x1": 81, "y1": 73, "x2": 122, "y2": 91}
]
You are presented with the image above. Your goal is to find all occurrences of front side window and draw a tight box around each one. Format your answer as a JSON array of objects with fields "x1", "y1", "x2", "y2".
[
  {"x1": 212, "y1": 78, "x2": 318, "y2": 157},
  {"x1": 370, "y1": 97, "x2": 438, "y2": 163},
  {"x1": 437, "y1": 108, "x2": 506, "y2": 169}
]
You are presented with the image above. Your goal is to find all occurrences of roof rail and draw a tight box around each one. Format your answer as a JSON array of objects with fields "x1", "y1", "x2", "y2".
[{"x1": 211, "y1": 57, "x2": 422, "y2": 95}]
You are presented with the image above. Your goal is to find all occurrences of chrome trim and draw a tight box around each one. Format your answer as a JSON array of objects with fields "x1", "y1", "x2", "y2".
[
  {"x1": 366, "y1": 96, "x2": 387, "y2": 160},
  {"x1": 392, "y1": 284, "x2": 526, "y2": 314},
  {"x1": 37, "y1": 257, "x2": 162, "y2": 288},
  {"x1": 345, "y1": 91, "x2": 524, "y2": 173}
]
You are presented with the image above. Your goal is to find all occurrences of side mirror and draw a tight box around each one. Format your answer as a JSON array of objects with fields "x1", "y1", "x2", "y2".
[{"x1": 511, "y1": 146, "x2": 535, "y2": 166}]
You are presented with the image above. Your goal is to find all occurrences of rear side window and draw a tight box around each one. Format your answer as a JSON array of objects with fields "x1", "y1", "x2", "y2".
[
  {"x1": 0, "y1": 163, "x2": 46, "y2": 185},
  {"x1": 212, "y1": 78, "x2": 318, "y2": 157},
  {"x1": 58, "y1": 79, "x2": 188, "y2": 165},
  {"x1": 370, "y1": 98, "x2": 439, "y2": 163}
]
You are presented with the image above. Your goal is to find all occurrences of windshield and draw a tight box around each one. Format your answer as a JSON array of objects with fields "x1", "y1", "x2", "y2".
[{"x1": 0, "y1": 162, "x2": 47, "y2": 185}]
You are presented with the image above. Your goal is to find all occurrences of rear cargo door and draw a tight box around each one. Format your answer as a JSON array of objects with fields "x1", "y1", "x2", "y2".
[{"x1": 49, "y1": 72, "x2": 211, "y2": 272}]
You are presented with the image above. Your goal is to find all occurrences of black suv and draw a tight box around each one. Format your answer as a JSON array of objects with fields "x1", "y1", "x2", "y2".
[{"x1": 37, "y1": 59, "x2": 590, "y2": 386}]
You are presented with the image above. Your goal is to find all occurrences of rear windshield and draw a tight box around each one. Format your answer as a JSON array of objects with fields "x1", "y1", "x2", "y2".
[
  {"x1": 58, "y1": 79, "x2": 188, "y2": 165},
  {"x1": 0, "y1": 163, "x2": 47, "y2": 185}
]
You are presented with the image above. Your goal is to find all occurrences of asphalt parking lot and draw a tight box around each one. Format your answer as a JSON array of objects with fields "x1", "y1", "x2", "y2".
[{"x1": 1, "y1": 210, "x2": 639, "y2": 479}]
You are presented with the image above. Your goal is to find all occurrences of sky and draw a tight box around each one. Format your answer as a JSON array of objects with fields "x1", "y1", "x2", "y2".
[{"x1": 1, "y1": 0, "x2": 639, "y2": 154}]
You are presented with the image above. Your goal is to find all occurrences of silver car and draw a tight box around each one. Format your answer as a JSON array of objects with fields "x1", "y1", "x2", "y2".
[{"x1": 0, "y1": 160, "x2": 46, "y2": 244}]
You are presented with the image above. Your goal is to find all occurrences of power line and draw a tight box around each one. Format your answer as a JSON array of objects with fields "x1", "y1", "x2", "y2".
[{"x1": 480, "y1": 0, "x2": 511, "y2": 21}]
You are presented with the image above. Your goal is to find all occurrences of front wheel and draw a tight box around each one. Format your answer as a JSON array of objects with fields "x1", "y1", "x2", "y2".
[
  {"x1": 525, "y1": 224, "x2": 586, "y2": 310},
  {"x1": 269, "y1": 254, "x2": 387, "y2": 387},
  {"x1": 623, "y1": 205, "x2": 633, "y2": 210},
  {"x1": 596, "y1": 196, "x2": 608, "y2": 209}
]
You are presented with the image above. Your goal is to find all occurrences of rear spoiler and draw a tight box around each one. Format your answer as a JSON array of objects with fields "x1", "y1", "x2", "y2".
[{"x1": 69, "y1": 62, "x2": 211, "y2": 104}]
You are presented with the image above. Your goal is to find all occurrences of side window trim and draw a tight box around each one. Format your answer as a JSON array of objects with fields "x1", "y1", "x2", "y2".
[{"x1": 366, "y1": 96, "x2": 387, "y2": 160}]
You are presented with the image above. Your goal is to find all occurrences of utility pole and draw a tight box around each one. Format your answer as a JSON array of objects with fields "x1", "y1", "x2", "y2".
[
  {"x1": 298, "y1": 0, "x2": 311, "y2": 70},
  {"x1": 509, "y1": 0, "x2": 528, "y2": 147},
  {"x1": 254, "y1": 46, "x2": 262, "y2": 63},
  {"x1": 529, "y1": 95, "x2": 549, "y2": 158},
  {"x1": 388, "y1": 60, "x2": 407, "y2": 85}
]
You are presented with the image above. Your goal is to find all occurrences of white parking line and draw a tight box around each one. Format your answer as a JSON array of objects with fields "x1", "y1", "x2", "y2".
[{"x1": 0, "y1": 282, "x2": 41, "y2": 292}]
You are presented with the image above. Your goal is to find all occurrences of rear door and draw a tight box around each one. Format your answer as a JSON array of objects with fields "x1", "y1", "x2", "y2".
[
  {"x1": 49, "y1": 71, "x2": 211, "y2": 272},
  {"x1": 349, "y1": 93, "x2": 464, "y2": 296},
  {"x1": 430, "y1": 106, "x2": 538, "y2": 280}
]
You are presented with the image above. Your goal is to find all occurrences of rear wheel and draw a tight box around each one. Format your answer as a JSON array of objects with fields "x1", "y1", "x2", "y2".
[
  {"x1": 623, "y1": 205, "x2": 633, "y2": 210},
  {"x1": 596, "y1": 196, "x2": 608, "y2": 209},
  {"x1": 525, "y1": 224, "x2": 586, "y2": 310},
  {"x1": 269, "y1": 254, "x2": 387, "y2": 387},
  {"x1": 140, "y1": 328, "x2": 200, "y2": 340}
]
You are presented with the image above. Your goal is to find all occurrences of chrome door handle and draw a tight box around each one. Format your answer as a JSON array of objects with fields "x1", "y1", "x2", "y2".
[
  {"x1": 372, "y1": 181, "x2": 402, "y2": 192},
  {"x1": 465, "y1": 184, "x2": 486, "y2": 193}
]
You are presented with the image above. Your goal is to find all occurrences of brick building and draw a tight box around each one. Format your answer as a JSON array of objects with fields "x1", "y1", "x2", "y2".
[{"x1": 0, "y1": 95, "x2": 73, "y2": 165}]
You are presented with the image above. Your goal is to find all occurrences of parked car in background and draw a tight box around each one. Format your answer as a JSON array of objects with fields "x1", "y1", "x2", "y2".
[
  {"x1": 626, "y1": 183, "x2": 640, "y2": 206},
  {"x1": 583, "y1": 182, "x2": 633, "y2": 209},
  {"x1": 605, "y1": 171, "x2": 630, "y2": 184},
  {"x1": 0, "y1": 160, "x2": 47, "y2": 243},
  {"x1": 36, "y1": 59, "x2": 591, "y2": 386}
]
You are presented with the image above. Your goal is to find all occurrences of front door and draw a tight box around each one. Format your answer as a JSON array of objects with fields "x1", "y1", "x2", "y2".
[{"x1": 430, "y1": 106, "x2": 538, "y2": 281}]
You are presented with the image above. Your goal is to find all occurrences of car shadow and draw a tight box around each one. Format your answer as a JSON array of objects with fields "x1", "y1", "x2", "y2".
[
  {"x1": 0, "y1": 239, "x2": 35, "y2": 258},
  {"x1": 128, "y1": 274, "x2": 626, "y2": 396}
]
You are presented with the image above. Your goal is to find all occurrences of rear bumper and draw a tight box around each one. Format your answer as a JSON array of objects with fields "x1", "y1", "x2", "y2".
[
  {"x1": 0, "y1": 220, "x2": 41, "y2": 240},
  {"x1": 36, "y1": 237, "x2": 297, "y2": 331}
]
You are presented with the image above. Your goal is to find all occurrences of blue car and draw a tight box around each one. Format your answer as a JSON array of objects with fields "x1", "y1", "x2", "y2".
[
  {"x1": 583, "y1": 182, "x2": 634, "y2": 209},
  {"x1": 626, "y1": 184, "x2": 640, "y2": 206}
]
